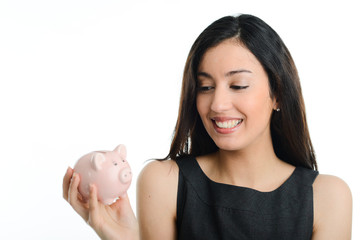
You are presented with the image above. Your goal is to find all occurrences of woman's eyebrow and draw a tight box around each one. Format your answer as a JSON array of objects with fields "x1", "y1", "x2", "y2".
[
  {"x1": 197, "y1": 69, "x2": 252, "y2": 79},
  {"x1": 197, "y1": 71, "x2": 212, "y2": 79},
  {"x1": 225, "y1": 69, "x2": 252, "y2": 77}
]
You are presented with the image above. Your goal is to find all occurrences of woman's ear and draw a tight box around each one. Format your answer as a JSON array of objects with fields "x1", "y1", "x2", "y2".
[{"x1": 272, "y1": 97, "x2": 280, "y2": 112}]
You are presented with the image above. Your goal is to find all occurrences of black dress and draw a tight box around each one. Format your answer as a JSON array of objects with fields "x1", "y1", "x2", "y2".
[{"x1": 175, "y1": 156, "x2": 319, "y2": 240}]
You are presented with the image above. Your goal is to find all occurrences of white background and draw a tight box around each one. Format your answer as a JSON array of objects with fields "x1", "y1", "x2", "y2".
[{"x1": 0, "y1": 0, "x2": 359, "y2": 239}]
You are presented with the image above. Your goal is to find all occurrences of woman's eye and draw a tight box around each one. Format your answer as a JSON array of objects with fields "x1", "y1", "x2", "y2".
[
  {"x1": 230, "y1": 85, "x2": 249, "y2": 90},
  {"x1": 198, "y1": 86, "x2": 214, "y2": 92}
]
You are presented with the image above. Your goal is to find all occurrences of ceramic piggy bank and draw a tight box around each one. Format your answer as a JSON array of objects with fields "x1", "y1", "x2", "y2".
[{"x1": 73, "y1": 144, "x2": 132, "y2": 205}]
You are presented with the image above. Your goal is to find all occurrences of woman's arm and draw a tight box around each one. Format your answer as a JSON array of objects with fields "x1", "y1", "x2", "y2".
[
  {"x1": 312, "y1": 174, "x2": 352, "y2": 239},
  {"x1": 137, "y1": 160, "x2": 179, "y2": 240}
]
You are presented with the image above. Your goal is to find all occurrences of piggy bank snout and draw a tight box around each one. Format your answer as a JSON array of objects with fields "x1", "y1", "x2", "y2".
[{"x1": 119, "y1": 167, "x2": 132, "y2": 184}]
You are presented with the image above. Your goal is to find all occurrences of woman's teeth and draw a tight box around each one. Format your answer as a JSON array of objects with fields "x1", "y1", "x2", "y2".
[{"x1": 215, "y1": 119, "x2": 242, "y2": 129}]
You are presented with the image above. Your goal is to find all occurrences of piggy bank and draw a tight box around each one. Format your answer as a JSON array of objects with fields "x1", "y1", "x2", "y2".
[{"x1": 73, "y1": 144, "x2": 132, "y2": 205}]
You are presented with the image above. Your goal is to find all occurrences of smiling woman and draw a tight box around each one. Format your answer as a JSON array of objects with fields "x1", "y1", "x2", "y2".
[
  {"x1": 196, "y1": 38, "x2": 276, "y2": 151},
  {"x1": 63, "y1": 13, "x2": 352, "y2": 240},
  {"x1": 138, "y1": 14, "x2": 352, "y2": 239},
  {"x1": 167, "y1": 15, "x2": 316, "y2": 171}
]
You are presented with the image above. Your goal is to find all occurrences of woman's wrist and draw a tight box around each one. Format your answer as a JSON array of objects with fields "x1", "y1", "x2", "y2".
[{"x1": 96, "y1": 225, "x2": 139, "y2": 240}]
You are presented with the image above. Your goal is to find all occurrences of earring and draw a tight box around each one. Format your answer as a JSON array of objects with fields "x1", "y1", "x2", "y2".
[{"x1": 275, "y1": 108, "x2": 280, "y2": 112}]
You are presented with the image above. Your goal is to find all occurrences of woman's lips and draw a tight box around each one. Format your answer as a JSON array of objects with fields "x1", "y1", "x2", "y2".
[{"x1": 211, "y1": 118, "x2": 243, "y2": 134}]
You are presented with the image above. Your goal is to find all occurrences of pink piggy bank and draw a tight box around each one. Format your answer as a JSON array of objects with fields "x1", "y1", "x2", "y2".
[{"x1": 73, "y1": 144, "x2": 132, "y2": 205}]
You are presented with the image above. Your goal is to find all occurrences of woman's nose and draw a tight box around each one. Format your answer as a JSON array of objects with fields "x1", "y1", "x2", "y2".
[{"x1": 210, "y1": 88, "x2": 232, "y2": 113}]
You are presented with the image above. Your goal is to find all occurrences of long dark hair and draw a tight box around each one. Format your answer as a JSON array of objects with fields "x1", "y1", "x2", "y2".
[{"x1": 164, "y1": 14, "x2": 317, "y2": 170}]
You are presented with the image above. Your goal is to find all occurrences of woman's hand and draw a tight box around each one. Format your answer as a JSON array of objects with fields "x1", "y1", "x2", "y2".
[{"x1": 63, "y1": 167, "x2": 139, "y2": 240}]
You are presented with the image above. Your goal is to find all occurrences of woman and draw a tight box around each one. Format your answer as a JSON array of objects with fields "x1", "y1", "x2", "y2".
[{"x1": 63, "y1": 14, "x2": 352, "y2": 239}]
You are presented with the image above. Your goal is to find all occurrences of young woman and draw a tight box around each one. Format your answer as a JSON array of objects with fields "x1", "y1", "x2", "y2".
[{"x1": 63, "y1": 14, "x2": 352, "y2": 239}]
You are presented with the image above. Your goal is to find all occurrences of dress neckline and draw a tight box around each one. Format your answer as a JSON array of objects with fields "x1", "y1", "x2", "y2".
[{"x1": 193, "y1": 156, "x2": 298, "y2": 194}]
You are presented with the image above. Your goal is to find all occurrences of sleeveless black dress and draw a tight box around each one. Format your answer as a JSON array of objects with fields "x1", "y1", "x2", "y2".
[{"x1": 175, "y1": 156, "x2": 319, "y2": 240}]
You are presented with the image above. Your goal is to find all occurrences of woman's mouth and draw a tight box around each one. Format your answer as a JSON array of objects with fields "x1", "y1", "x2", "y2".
[
  {"x1": 211, "y1": 118, "x2": 243, "y2": 133},
  {"x1": 214, "y1": 119, "x2": 243, "y2": 129}
]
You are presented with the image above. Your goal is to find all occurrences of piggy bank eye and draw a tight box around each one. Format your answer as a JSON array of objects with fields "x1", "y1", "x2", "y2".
[
  {"x1": 113, "y1": 162, "x2": 118, "y2": 166},
  {"x1": 122, "y1": 159, "x2": 126, "y2": 163}
]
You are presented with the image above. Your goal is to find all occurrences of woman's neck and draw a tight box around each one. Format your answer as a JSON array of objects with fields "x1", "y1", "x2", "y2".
[{"x1": 201, "y1": 145, "x2": 293, "y2": 192}]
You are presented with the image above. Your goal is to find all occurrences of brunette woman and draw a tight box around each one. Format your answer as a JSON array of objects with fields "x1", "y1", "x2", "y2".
[{"x1": 63, "y1": 14, "x2": 352, "y2": 239}]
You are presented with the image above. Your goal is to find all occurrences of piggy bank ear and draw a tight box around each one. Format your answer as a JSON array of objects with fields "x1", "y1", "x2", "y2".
[
  {"x1": 91, "y1": 153, "x2": 106, "y2": 170},
  {"x1": 114, "y1": 144, "x2": 127, "y2": 159}
]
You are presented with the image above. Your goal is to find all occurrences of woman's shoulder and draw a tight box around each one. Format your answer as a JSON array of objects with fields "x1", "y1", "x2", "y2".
[
  {"x1": 137, "y1": 159, "x2": 179, "y2": 188},
  {"x1": 312, "y1": 173, "x2": 352, "y2": 238},
  {"x1": 136, "y1": 159, "x2": 179, "y2": 192},
  {"x1": 313, "y1": 173, "x2": 352, "y2": 210},
  {"x1": 136, "y1": 159, "x2": 179, "y2": 239},
  {"x1": 313, "y1": 173, "x2": 352, "y2": 199},
  {"x1": 313, "y1": 173, "x2": 352, "y2": 214}
]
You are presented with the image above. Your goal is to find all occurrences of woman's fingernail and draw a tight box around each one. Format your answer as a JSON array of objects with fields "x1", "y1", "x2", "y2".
[{"x1": 71, "y1": 173, "x2": 77, "y2": 181}]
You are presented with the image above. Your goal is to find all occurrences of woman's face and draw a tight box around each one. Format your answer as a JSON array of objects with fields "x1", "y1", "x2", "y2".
[{"x1": 196, "y1": 38, "x2": 276, "y2": 152}]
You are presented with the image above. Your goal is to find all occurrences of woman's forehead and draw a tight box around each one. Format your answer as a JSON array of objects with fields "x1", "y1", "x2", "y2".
[{"x1": 198, "y1": 39, "x2": 264, "y2": 77}]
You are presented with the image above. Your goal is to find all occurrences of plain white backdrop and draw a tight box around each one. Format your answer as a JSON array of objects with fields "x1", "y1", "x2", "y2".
[{"x1": 0, "y1": 0, "x2": 359, "y2": 239}]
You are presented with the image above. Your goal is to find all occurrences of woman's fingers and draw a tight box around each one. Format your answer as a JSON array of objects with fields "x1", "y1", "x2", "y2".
[
  {"x1": 68, "y1": 172, "x2": 88, "y2": 220},
  {"x1": 88, "y1": 184, "x2": 101, "y2": 227},
  {"x1": 88, "y1": 184, "x2": 113, "y2": 238},
  {"x1": 89, "y1": 184, "x2": 99, "y2": 212},
  {"x1": 63, "y1": 167, "x2": 73, "y2": 200},
  {"x1": 111, "y1": 193, "x2": 130, "y2": 213}
]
